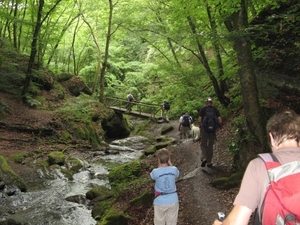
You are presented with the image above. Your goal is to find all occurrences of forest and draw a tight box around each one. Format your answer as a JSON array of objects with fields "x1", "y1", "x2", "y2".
[
  {"x1": 1, "y1": 0, "x2": 300, "y2": 168},
  {"x1": 0, "y1": 0, "x2": 300, "y2": 224}
]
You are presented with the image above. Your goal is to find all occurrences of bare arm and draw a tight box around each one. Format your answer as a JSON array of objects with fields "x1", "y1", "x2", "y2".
[
  {"x1": 218, "y1": 116, "x2": 222, "y2": 125},
  {"x1": 212, "y1": 205, "x2": 252, "y2": 225},
  {"x1": 198, "y1": 116, "x2": 202, "y2": 127}
]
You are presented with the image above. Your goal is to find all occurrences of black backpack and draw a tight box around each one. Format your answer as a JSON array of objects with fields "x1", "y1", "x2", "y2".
[
  {"x1": 163, "y1": 102, "x2": 170, "y2": 110},
  {"x1": 182, "y1": 114, "x2": 190, "y2": 127},
  {"x1": 128, "y1": 94, "x2": 134, "y2": 101},
  {"x1": 202, "y1": 107, "x2": 218, "y2": 133}
]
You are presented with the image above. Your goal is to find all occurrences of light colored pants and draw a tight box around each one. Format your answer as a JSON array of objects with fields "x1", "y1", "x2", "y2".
[
  {"x1": 154, "y1": 202, "x2": 179, "y2": 225},
  {"x1": 162, "y1": 109, "x2": 169, "y2": 121}
]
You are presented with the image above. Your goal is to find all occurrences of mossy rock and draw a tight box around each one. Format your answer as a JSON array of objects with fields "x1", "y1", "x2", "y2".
[
  {"x1": 48, "y1": 151, "x2": 65, "y2": 166},
  {"x1": 129, "y1": 191, "x2": 153, "y2": 206},
  {"x1": 35, "y1": 159, "x2": 49, "y2": 168},
  {"x1": 86, "y1": 185, "x2": 113, "y2": 200},
  {"x1": 65, "y1": 156, "x2": 83, "y2": 173},
  {"x1": 0, "y1": 218, "x2": 22, "y2": 225},
  {"x1": 92, "y1": 198, "x2": 114, "y2": 220},
  {"x1": 211, "y1": 172, "x2": 244, "y2": 190},
  {"x1": 160, "y1": 125, "x2": 174, "y2": 135},
  {"x1": 108, "y1": 160, "x2": 142, "y2": 187},
  {"x1": 144, "y1": 146, "x2": 157, "y2": 156},
  {"x1": 60, "y1": 167, "x2": 73, "y2": 180},
  {"x1": 99, "y1": 208, "x2": 129, "y2": 225},
  {"x1": 156, "y1": 136, "x2": 168, "y2": 142},
  {"x1": 154, "y1": 141, "x2": 172, "y2": 150},
  {"x1": 0, "y1": 156, "x2": 27, "y2": 191}
]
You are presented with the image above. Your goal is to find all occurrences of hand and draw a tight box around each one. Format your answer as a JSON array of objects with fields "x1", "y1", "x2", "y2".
[{"x1": 212, "y1": 219, "x2": 222, "y2": 225}]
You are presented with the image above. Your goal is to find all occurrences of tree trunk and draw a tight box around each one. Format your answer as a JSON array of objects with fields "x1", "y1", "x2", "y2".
[
  {"x1": 13, "y1": 0, "x2": 18, "y2": 50},
  {"x1": 22, "y1": 0, "x2": 63, "y2": 96},
  {"x1": 22, "y1": 0, "x2": 44, "y2": 97},
  {"x1": 229, "y1": 0, "x2": 269, "y2": 155},
  {"x1": 99, "y1": 0, "x2": 114, "y2": 103}
]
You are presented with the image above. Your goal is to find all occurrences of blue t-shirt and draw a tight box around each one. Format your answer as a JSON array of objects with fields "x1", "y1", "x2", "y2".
[{"x1": 150, "y1": 166, "x2": 179, "y2": 205}]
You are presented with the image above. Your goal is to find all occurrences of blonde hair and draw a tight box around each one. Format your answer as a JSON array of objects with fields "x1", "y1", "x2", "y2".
[
  {"x1": 267, "y1": 109, "x2": 300, "y2": 145},
  {"x1": 156, "y1": 148, "x2": 170, "y2": 164}
]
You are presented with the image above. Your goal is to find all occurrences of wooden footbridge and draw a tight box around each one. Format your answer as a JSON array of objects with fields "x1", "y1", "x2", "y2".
[{"x1": 106, "y1": 97, "x2": 163, "y2": 120}]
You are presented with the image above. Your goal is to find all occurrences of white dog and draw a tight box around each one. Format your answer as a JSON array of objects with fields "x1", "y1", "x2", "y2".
[{"x1": 191, "y1": 124, "x2": 200, "y2": 142}]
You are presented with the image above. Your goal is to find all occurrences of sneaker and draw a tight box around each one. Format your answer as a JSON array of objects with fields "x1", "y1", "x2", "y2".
[{"x1": 201, "y1": 160, "x2": 207, "y2": 167}]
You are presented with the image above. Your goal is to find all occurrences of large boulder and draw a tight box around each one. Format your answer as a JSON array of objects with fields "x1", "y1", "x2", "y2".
[
  {"x1": 61, "y1": 76, "x2": 92, "y2": 96},
  {"x1": 48, "y1": 151, "x2": 65, "y2": 166},
  {"x1": 101, "y1": 111, "x2": 130, "y2": 138},
  {"x1": 0, "y1": 156, "x2": 27, "y2": 191}
]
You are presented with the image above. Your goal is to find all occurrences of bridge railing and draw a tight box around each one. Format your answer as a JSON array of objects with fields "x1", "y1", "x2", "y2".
[{"x1": 106, "y1": 97, "x2": 162, "y2": 118}]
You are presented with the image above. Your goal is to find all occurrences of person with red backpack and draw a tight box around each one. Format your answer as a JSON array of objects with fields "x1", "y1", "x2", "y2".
[{"x1": 212, "y1": 109, "x2": 300, "y2": 225}]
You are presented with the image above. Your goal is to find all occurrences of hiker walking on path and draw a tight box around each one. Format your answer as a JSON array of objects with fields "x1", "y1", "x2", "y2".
[
  {"x1": 126, "y1": 93, "x2": 135, "y2": 111},
  {"x1": 198, "y1": 97, "x2": 222, "y2": 167},
  {"x1": 179, "y1": 112, "x2": 192, "y2": 140},
  {"x1": 212, "y1": 109, "x2": 300, "y2": 225},
  {"x1": 150, "y1": 148, "x2": 179, "y2": 225},
  {"x1": 162, "y1": 100, "x2": 170, "y2": 122}
]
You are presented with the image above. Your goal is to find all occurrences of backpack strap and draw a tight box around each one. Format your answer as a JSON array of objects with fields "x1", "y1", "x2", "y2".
[
  {"x1": 255, "y1": 153, "x2": 282, "y2": 225},
  {"x1": 258, "y1": 153, "x2": 281, "y2": 170}
]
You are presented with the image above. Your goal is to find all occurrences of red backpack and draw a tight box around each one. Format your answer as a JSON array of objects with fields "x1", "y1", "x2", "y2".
[{"x1": 256, "y1": 153, "x2": 300, "y2": 225}]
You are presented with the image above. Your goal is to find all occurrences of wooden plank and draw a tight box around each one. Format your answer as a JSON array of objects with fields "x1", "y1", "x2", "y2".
[{"x1": 109, "y1": 106, "x2": 161, "y2": 119}]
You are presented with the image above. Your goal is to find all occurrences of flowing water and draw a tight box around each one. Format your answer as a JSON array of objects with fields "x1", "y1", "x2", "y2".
[{"x1": 0, "y1": 136, "x2": 151, "y2": 225}]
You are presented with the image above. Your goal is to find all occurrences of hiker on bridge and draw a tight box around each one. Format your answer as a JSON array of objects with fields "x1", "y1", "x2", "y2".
[{"x1": 126, "y1": 93, "x2": 135, "y2": 112}]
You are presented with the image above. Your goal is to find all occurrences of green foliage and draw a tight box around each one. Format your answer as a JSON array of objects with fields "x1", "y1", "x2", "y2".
[
  {"x1": 11, "y1": 154, "x2": 27, "y2": 164},
  {"x1": 227, "y1": 114, "x2": 258, "y2": 171},
  {"x1": 55, "y1": 95, "x2": 111, "y2": 146},
  {"x1": 23, "y1": 93, "x2": 42, "y2": 108},
  {"x1": 61, "y1": 130, "x2": 71, "y2": 140},
  {"x1": 227, "y1": 115, "x2": 253, "y2": 155},
  {"x1": 0, "y1": 100, "x2": 9, "y2": 120},
  {"x1": 34, "y1": 148, "x2": 43, "y2": 154},
  {"x1": 0, "y1": 53, "x2": 26, "y2": 97}
]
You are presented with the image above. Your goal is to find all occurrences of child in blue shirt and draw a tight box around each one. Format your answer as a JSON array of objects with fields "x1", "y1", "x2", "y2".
[{"x1": 150, "y1": 148, "x2": 180, "y2": 225}]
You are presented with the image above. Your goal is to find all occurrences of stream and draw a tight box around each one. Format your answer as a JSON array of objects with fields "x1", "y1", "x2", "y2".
[{"x1": 0, "y1": 136, "x2": 152, "y2": 225}]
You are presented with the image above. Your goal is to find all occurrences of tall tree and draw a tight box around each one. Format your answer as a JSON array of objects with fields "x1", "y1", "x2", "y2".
[
  {"x1": 99, "y1": 0, "x2": 117, "y2": 103},
  {"x1": 22, "y1": 0, "x2": 62, "y2": 97},
  {"x1": 224, "y1": 0, "x2": 268, "y2": 157}
]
